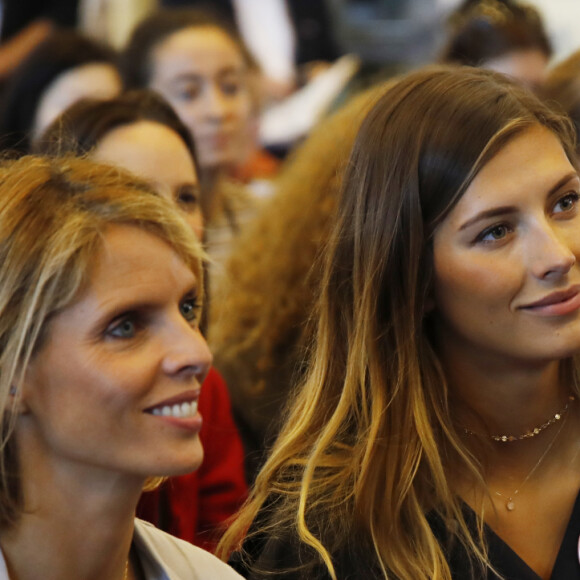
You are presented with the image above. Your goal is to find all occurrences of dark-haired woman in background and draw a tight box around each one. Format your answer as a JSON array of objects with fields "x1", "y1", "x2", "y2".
[
  {"x1": 0, "y1": 28, "x2": 121, "y2": 153},
  {"x1": 121, "y1": 8, "x2": 278, "y2": 275}
]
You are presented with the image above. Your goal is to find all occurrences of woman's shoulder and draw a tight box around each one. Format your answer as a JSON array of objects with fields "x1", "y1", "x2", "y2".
[{"x1": 133, "y1": 518, "x2": 244, "y2": 579}]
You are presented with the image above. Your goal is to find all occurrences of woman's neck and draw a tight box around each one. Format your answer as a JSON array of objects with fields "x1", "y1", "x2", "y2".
[
  {"x1": 453, "y1": 365, "x2": 567, "y2": 438},
  {"x1": 0, "y1": 439, "x2": 142, "y2": 579},
  {"x1": 436, "y1": 332, "x2": 569, "y2": 437}
]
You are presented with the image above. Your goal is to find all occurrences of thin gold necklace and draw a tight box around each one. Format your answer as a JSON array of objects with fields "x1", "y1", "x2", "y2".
[
  {"x1": 464, "y1": 395, "x2": 575, "y2": 442},
  {"x1": 493, "y1": 411, "x2": 568, "y2": 512}
]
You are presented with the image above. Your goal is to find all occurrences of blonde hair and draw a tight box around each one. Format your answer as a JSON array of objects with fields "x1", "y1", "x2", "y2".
[
  {"x1": 0, "y1": 155, "x2": 205, "y2": 528},
  {"x1": 218, "y1": 66, "x2": 580, "y2": 579}
]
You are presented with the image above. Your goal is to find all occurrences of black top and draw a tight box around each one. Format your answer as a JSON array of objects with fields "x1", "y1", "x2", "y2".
[{"x1": 229, "y1": 490, "x2": 580, "y2": 579}]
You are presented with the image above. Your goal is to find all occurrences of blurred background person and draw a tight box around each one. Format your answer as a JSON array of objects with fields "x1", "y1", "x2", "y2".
[
  {"x1": 440, "y1": 0, "x2": 552, "y2": 90},
  {"x1": 121, "y1": 8, "x2": 278, "y2": 274},
  {"x1": 0, "y1": 28, "x2": 121, "y2": 153},
  {"x1": 542, "y1": 50, "x2": 580, "y2": 154}
]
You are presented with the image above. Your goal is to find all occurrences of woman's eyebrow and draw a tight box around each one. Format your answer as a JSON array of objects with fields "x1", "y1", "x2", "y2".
[
  {"x1": 459, "y1": 206, "x2": 517, "y2": 231},
  {"x1": 459, "y1": 171, "x2": 580, "y2": 231}
]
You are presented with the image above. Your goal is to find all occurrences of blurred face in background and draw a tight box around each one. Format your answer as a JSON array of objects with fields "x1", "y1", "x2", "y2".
[
  {"x1": 148, "y1": 26, "x2": 253, "y2": 173},
  {"x1": 92, "y1": 120, "x2": 204, "y2": 239},
  {"x1": 484, "y1": 49, "x2": 549, "y2": 92},
  {"x1": 33, "y1": 63, "x2": 122, "y2": 138}
]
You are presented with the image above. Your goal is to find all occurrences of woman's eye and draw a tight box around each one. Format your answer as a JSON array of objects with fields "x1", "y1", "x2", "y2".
[
  {"x1": 553, "y1": 192, "x2": 579, "y2": 214},
  {"x1": 107, "y1": 318, "x2": 136, "y2": 339},
  {"x1": 221, "y1": 81, "x2": 241, "y2": 96},
  {"x1": 476, "y1": 223, "x2": 512, "y2": 244},
  {"x1": 176, "y1": 186, "x2": 199, "y2": 208},
  {"x1": 219, "y1": 73, "x2": 245, "y2": 97},
  {"x1": 180, "y1": 297, "x2": 201, "y2": 322},
  {"x1": 175, "y1": 84, "x2": 200, "y2": 101}
]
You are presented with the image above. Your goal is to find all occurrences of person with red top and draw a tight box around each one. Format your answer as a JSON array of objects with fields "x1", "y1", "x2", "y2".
[{"x1": 138, "y1": 367, "x2": 247, "y2": 551}]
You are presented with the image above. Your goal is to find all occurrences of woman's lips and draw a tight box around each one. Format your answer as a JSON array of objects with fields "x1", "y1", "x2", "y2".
[
  {"x1": 199, "y1": 132, "x2": 233, "y2": 150},
  {"x1": 520, "y1": 287, "x2": 580, "y2": 316},
  {"x1": 144, "y1": 390, "x2": 202, "y2": 431}
]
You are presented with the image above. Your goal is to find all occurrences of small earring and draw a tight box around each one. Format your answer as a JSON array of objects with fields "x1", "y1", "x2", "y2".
[{"x1": 9, "y1": 386, "x2": 16, "y2": 396}]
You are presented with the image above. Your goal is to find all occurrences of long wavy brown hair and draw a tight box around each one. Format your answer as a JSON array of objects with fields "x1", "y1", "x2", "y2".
[{"x1": 218, "y1": 66, "x2": 580, "y2": 579}]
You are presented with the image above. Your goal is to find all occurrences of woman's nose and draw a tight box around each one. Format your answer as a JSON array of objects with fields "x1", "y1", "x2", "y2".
[
  {"x1": 161, "y1": 321, "x2": 213, "y2": 383},
  {"x1": 204, "y1": 84, "x2": 230, "y2": 120},
  {"x1": 531, "y1": 224, "x2": 577, "y2": 281}
]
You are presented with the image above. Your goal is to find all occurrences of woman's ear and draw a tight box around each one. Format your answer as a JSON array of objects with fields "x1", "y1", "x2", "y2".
[{"x1": 8, "y1": 384, "x2": 30, "y2": 415}]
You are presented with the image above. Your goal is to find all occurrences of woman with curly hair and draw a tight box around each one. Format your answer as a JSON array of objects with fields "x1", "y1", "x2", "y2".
[{"x1": 209, "y1": 86, "x2": 384, "y2": 483}]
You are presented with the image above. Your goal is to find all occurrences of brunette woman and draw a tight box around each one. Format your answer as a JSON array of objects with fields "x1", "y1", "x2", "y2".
[
  {"x1": 0, "y1": 29, "x2": 121, "y2": 153},
  {"x1": 441, "y1": 0, "x2": 552, "y2": 91},
  {"x1": 209, "y1": 85, "x2": 384, "y2": 483},
  {"x1": 120, "y1": 8, "x2": 278, "y2": 273},
  {"x1": 219, "y1": 66, "x2": 580, "y2": 579}
]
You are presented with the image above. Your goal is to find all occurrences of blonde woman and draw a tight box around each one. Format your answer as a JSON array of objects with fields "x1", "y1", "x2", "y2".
[
  {"x1": 36, "y1": 90, "x2": 249, "y2": 550},
  {"x1": 219, "y1": 66, "x2": 580, "y2": 579},
  {"x1": 0, "y1": 156, "x2": 243, "y2": 579}
]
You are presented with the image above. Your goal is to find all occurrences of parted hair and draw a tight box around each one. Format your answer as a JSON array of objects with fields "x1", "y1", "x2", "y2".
[
  {"x1": 0, "y1": 155, "x2": 205, "y2": 529},
  {"x1": 217, "y1": 66, "x2": 579, "y2": 579}
]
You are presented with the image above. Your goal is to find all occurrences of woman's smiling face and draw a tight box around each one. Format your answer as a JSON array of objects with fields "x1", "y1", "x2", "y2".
[
  {"x1": 432, "y1": 125, "x2": 580, "y2": 367},
  {"x1": 19, "y1": 225, "x2": 212, "y2": 480}
]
